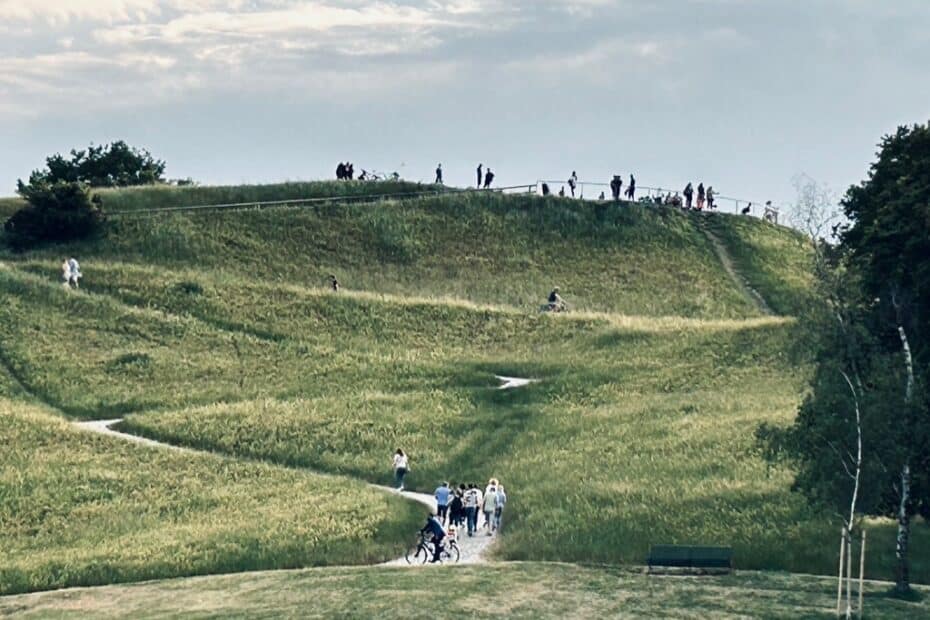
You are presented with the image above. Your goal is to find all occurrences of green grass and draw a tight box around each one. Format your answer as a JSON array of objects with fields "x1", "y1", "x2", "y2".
[
  {"x1": 0, "y1": 396, "x2": 422, "y2": 596},
  {"x1": 708, "y1": 214, "x2": 816, "y2": 316},
  {"x1": 4, "y1": 192, "x2": 774, "y2": 319},
  {"x1": 0, "y1": 196, "x2": 25, "y2": 220},
  {"x1": 2, "y1": 563, "x2": 928, "y2": 619},
  {"x1": 4, "y1": 182, "x2": 919, "y2": 605}
]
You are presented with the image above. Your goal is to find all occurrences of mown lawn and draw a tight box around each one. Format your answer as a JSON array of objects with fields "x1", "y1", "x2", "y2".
[
  {"x1": 0, "y1": 395, "x2": 422, "y2": 596},
  {"x1": 2, "y1": 563, "x2": 928, "y2": 619}
]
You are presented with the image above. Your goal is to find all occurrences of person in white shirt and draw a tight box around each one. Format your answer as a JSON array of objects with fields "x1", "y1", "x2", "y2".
[
  {"x1": 66, "y1": 257, "x2": 82, "y2": 289},
  {"x1": 482, "y1": 484, "x2": 497, "y2": 535},
  {"x1": 463, "y1": 483, "x2": 483, "y2": 537},
  {"x1": 494, "y1": 485, "x2": 507, "y2": 531},
  {"x1": 392, "y1": 449, "x2": 408, "y2": 491}
]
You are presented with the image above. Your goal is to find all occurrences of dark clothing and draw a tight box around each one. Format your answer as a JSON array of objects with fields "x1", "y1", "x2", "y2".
[
  {"x1": 483, "y1": 170, "x2": 494, "y2": 188},
  {"x1": 449, "y1": 495, "x2": 464, "y2": 525},
  {"x1": 541, "y1": 183, "x2": 551, "y2": 196},
  {"x1": 610, "y1": 177, "x2": 622, "y2": 201},
  {"x1": 548, "y1": 290, "x2": 559, "y2": 303},
  {"x1": 421, "y1": 517, "x2": 446, "y2": 563},
  {"x1": 435, "y1": 167, "x2": 443, "y2": 184},
  {"x1": 336, "y1": 163, "x2": 345, "y2": 180},
  {"x1": 465, "y1": 506, "x2": 478, "y2": 535},
  {"x1": 477, "y1": 165, "x2": 483, "y2": 188},
  {"x1": 437, "y1": 504, "x2": 449, "y2": 522}
]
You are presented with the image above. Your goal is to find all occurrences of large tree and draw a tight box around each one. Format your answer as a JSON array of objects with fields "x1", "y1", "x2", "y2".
[
  {"x1": 17, "y1": 140, "x2": 166, "y2": 191},
  {"x1": 840, "y1": 122, "x2": 930, "y2": 592}
]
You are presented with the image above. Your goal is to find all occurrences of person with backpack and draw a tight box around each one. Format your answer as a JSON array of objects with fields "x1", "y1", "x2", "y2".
[
  {"x1": 683, "y1": 183, "x2": 694, "y2": 209},
  {"x1": 449, "y1": 486, "x2": 464, "y2": 527},
  {"x1": 482, "y1": 482, "x2": 497, "y2": 535},
  {"x1": 392, "y1": 449, "x2": 408, "y2": 491},
  {"x1": 434, "y1": 481, "x2": 451, "y2": 524},
  {"x1": 463, "y1": 483, "x2": 483, "y2": 536}
]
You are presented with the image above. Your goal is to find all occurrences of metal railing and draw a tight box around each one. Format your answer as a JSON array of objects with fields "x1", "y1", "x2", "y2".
[{"x1": 535, "y1": 179, "x2": 781, "y2": 224}]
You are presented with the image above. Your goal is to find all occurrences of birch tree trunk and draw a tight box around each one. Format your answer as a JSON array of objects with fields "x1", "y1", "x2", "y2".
[{"x1": 895, "y1": 324, "x2": 914, "y2": 593}]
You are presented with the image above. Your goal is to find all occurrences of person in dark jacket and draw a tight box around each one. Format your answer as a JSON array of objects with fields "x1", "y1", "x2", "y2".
[
  {"x1": 610, "y1": 175, "x2": 623, "y2": 201},
  {"x1": 435, "y1": 163, "x2": 443, "y2": 185},
  {"x1": 421, "y1": 513, "x2": 446, "y2": 563},
  {"x1": 476, "y1": 164, "x2": 483, "y2": 189},
  {"x1": 625, "y1": 174, "x2": 636, "y2": 200},
  {"x1": 483, "y1": 168, "x2": 495, "y2": 189},
  {"x1": 683, "y1": 183, "x2": 694, "y2": 209}
]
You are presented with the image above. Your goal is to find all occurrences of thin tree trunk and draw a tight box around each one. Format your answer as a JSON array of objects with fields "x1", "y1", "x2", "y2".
[{"x1": 895, "y1": 323, "x2": 914, "y2": 593}]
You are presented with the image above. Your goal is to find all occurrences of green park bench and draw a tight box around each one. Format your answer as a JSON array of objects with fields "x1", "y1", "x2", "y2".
[{"x1": 646, "y1": 545, "x2": 733, "y2": 573}]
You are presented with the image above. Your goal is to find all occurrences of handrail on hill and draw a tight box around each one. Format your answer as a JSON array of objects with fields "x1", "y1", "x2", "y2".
[
  {"x1": 535, "y1": 179, "x2": 781, "y2": 223},
  {"x1": 106, "y1": 184, "x2": 537, "y2": 217}
]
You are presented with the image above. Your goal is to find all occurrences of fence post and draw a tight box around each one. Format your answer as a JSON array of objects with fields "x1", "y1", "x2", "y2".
[
  {"x1": 837, "y1": 526, "x2": 846, "y2": 617},
  {"x1": 858, "y1": 530, "x2": 866, "y2": 620}
]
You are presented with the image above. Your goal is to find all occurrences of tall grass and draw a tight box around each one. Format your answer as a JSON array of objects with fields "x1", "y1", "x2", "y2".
[{"x1": 0, "y1": 397, "x2": 423, "y2": 596}]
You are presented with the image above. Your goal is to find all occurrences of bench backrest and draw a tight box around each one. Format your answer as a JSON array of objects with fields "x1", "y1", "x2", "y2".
[{"x1": 648, "y1": 545, "x2": 733, "y2": 568}]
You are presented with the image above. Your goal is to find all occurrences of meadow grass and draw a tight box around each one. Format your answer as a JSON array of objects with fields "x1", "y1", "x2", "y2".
[
  {"x1": 3, "y1": 193, "x2": 779, "y2": 319},
  {"x1": 0, "y1": 396, "x2": 422, "y2": 596},
  {"x1": 2, "y1": 563, "x2": 928, "y2": 619}
]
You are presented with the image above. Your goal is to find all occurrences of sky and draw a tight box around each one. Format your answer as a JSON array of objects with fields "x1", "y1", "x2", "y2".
[{"x1": 2, "y1": 0, "x2": 929, "y2": 210}]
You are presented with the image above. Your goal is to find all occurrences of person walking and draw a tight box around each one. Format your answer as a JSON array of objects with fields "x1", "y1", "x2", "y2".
[
  {"x1": 696, "y1": 183, "x2": 705, "y2": 210},
  {"x1": 66, "y1": 257, "x2": 82, "y2": 289},
  {"x1": 392, "y1": 449, "x2": 409, "y2": 491},
  {"x1": 434, "y1": 481, "x2": 451, "y2": 524},
  {"x1": 706, "y1": 185, "x2": 715, "y2": 210},
  {"x1": 568, "y1": 171, "x2": 578, "y2": 197},
  {"x1": 683, "y1": 183, "x2": 694, "y2": 209},
  {"x1": 464, "y1": 483, "x2": 482, "y2": 536},
  {"x1": 483, "y1": 168, "x2": 495, "y2": 189},
  {"x1": 626, "y1": 174, "x2": 636, "y2": 200},
  {"x1": 449, "y1": 486, "x2": 464, "y2": 527},
  {"x1": 482, "y1": 482, "x2": 497, "y2": 535},
  {"x1": 494, "y1": 484, "x2": 507, "y2": 531},
  {"x1": 476, "y1": 164, "x2": 483, "y2": 189},
  {"x1": 435, "y1": 163, "x2": 443, "y2": 185}
]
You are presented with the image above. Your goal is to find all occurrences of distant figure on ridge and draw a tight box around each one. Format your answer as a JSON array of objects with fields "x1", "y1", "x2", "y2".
[
  {"x1": 476, "y1": 164, "x2": 483, "y2": 189},
  {"x1": 696, "y1": 183, "x2": 705, "y2": 210},
  {"x1": 336, "y1": 162, "x2": 346, "y2": 180},
  {"x1": 568, "y1": 171, "x2": 578, "y2": 197},
  {"x1": 346, "y1": 163, "x2": 355, "y2": 180},
  {"x1": 683, "y1": 183, "x2": 694, "y2": 209},
  {"x1": 610, "y1": 175, "x2": 622, "y2": 201},
  {"x1": 599, "y1": 191, "x2": 606, "y2": 200},
  {"x1": 435, "y1": 163, "x2": 443, "y2": 185},
  {"x1": 541, "y1": 183, "x2": 551, "y2": 196},
  {"x1": 625, "y1": 174, "x2": 636, "y2": 200},
  {"x1": 483, "y1": 168, "x2": 495, "y2": 189},
  {"x1": 559, "y1": 186, "x2": 566, "y2": 197},
  {"x1": 706, "y1": 186, "x2": 715, "y2": 210},
  {"x1": 330, "y1": 274, "x2": 340, "y2": 292},
  {"x1": 741, "y1": 202, "x2": 752, "y2": 215}
]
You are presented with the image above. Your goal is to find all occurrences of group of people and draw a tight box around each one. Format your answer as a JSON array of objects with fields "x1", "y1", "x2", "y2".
[
  {"x1": 60, "y1": 257, "x2": 81, "y2": 289},
  {"x1": 433, "y1": 479, "x2": 507, "y2": 537},
  {"x1": 476, "y1": 164, "x2": 495, "y2": 189},
  {"x1": 335, "y1": 162, "x2": 356, "y2": 180}
]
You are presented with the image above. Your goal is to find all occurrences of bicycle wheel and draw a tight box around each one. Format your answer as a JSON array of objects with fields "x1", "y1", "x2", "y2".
[
  {"x1": 441, "y1": 543, "x2": 460, "y2": 563},
  {"x1": 406, "y1": 543, "x2": 429, "y2": 565}
]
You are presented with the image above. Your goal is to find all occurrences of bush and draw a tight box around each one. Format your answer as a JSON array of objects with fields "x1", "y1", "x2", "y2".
[
  {"x1": 18, "y1": 140, "x2": 166, "y2": 189},
  {"x1": 3, "y1": 181, "x2": 103, "y2": 250}
]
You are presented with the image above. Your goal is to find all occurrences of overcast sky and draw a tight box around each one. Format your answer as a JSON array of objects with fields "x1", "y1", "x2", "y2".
[{"x1": 2, "y1": 0, "x2": 929, "y2": 208}]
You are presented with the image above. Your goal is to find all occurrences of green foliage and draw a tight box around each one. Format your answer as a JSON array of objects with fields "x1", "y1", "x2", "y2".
[
  {"x1": 0, "y1": 397, "x2": 422, "y2": 596},
  {"x1": 17, "y1": 141, "x2": 166, "y2": 190},
  {"x1": 4, "y1": 181, "x2": 103, "y2": 250}
]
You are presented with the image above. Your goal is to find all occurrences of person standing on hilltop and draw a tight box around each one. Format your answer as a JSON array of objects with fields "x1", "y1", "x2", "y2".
[
  {"x1": 683, "y1": 182, "x2": 694, "y2": 209},
  {"x1": 568, "y1": 171, "x2": 578, "y2": 197},
  {"x1": 696, "y1": 183, "x2": 705, "y2": 210},
  {"x1": 336, "y1": 162, "x2": 345, "y2": 180},
  {"x1": 476, "y1": 163, "x2": 483, "y2": 189},
  {"x1": 483, "y1": 168, "x2": 495, "y2": 189},
  {"x1": 706, "y1": 185, "x2": 715, "y2": 210},
  {"x1": 392, "y1": 448, "x2": 409, "y2": 491},
  {"x1": 610, "y1": 175, "x2": 623, "y2": 201},
  {"x1": 626, "y1": 174, "x2": 636, "y2": 200},
  {"x1": 435, "y1": 163, "x2": 443, "y2": 185}
]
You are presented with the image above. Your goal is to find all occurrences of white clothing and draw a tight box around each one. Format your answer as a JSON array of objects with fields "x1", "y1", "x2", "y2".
[{"x1": 393, "y1": 454, "x2": 408, "y2": 470}]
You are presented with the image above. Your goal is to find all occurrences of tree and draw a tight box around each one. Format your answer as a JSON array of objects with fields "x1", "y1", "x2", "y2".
[
  {"x1": 840, "y1": 122, "x2": 930, "y2": 593},
  {"x1": 16, "y1": 141, "x2": 166, "y2": 191},
  {"x1": 3, "y1": 180, "x2": 103, "y2": 250}
]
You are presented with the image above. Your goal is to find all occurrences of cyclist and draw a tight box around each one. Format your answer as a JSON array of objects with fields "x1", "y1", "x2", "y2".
[{"x1": 420, "y1": 513, "x2": 446, "y2": 563}]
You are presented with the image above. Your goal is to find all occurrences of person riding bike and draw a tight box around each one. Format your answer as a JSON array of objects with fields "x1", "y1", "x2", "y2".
[
  {"x1": 547, "y1": 287, "x2": 567, "y2": 312},
  {"x1": 420, "y1": 513, "x2": 446, "y2": 563}
]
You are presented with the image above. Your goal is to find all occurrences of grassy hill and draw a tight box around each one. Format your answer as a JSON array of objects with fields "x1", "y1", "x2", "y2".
[{"x1": 2, "y1": 181, "x2": 924, "y2": 605}]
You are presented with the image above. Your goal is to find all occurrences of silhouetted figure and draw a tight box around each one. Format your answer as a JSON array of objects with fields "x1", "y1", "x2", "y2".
[
  {"x1": 330, "y1": 275, "x2": 340, "y2": 292},
  {"x1": 599, "y1": 191, "x2": 605, "y2": 200},
  {"x1": 706, "y1": 186, "x2": 715, "y2": 210},
  {"x1": 559, "y1": 186, "x2": 565, "y2": 197},
  {"x1": 610, "y1": 175, "x2": 622, "y2": 201},
  {"x1": 347, "y1": 163, "x2": 355, "y2": 180},
  {"x1": 541, "y1": 183, "x2": 551, "y2": 196},
  {"x1": 435, "y1": 163, "x2": 443, "y2": 185},
  {"x1": 625, "y1": 174, "x2": 636, "y2": 200},
  {"x1": 336, "y1": 162, "x2": 346, "y2": 180},
  {"x1": 568, "y1": 171, "x2": 578, "y2": 197},
  {"x1": 741, "y1": 203, "x2": 752, "y2": 215},
  {"x1": 683, "y1": 183, "x2": 694, "y2": 209},
  {"x1": 483, "y1": 168, "x2": 495, "y2": 189},
  {"x1": 477, "y1": 164, "x2": 483, "y2": 189},
  {"x1": 696, "y1": 183, "x2": 705, "y2": 210}
]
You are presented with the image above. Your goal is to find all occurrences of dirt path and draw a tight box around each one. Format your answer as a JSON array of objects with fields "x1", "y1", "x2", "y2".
[
  {"x1": 698, "y1": 220, "x2": 774, "y2": 316},
  {"x1": 73, "y1": 417, "x2": 506, "y2": 567}
]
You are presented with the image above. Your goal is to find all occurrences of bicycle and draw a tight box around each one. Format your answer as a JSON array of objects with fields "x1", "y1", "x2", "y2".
[{"x1": 405, "y1": 531, "x2": 460, "y2": 564}]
